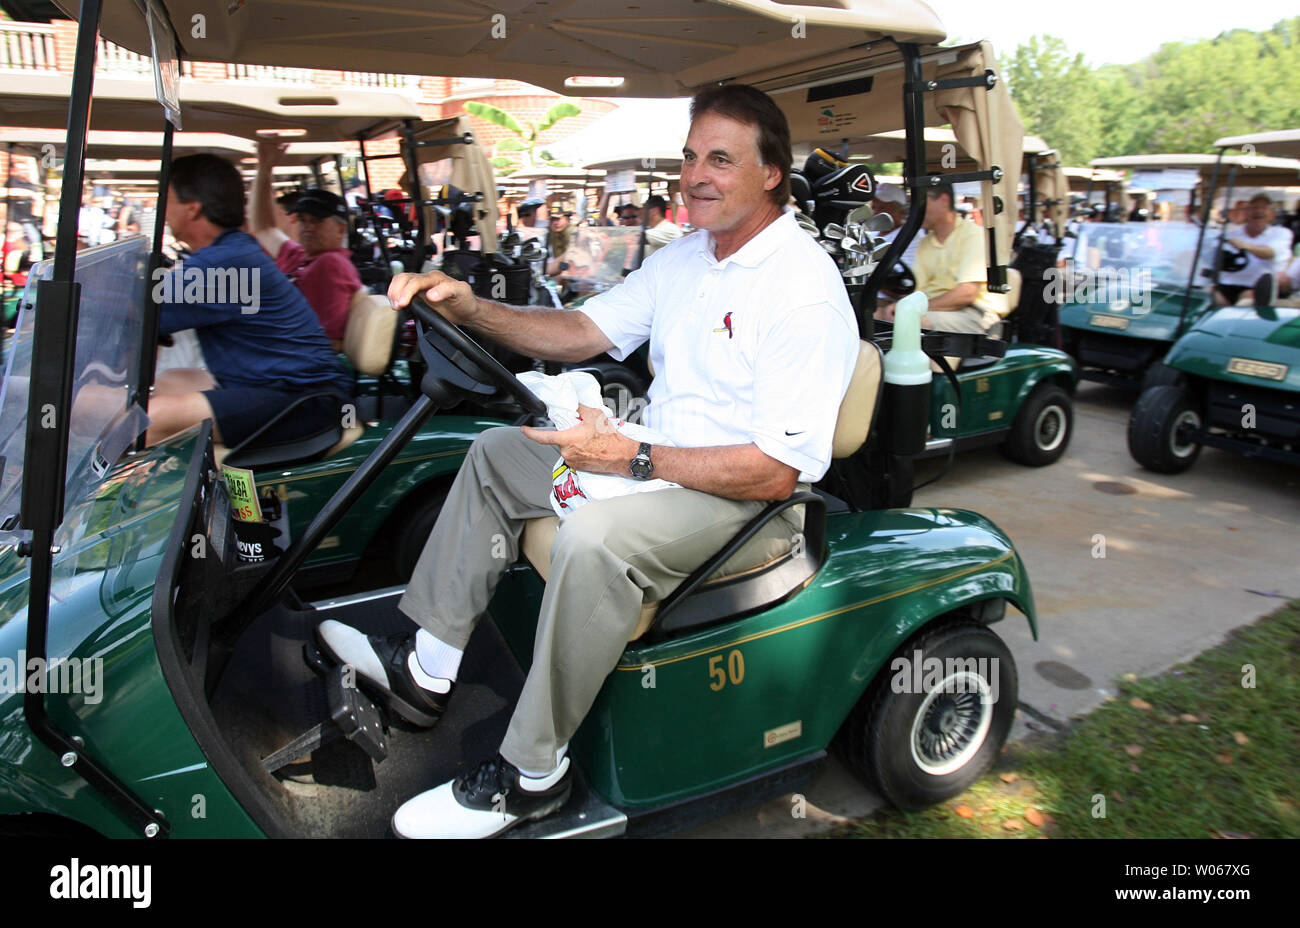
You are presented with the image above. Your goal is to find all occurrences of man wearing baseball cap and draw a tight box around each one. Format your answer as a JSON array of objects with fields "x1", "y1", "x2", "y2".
[{"x1": 252, "y1": 140, "x2": 363, "y2": 349}]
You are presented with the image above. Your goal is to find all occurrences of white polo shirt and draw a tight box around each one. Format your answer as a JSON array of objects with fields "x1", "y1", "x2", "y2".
[
  {"x1": 1219, "y1": 223, "x2": 1294, "y2": 286},
  {"x1": 579, "y1": 208, "x2": 859, "y2": 482}
]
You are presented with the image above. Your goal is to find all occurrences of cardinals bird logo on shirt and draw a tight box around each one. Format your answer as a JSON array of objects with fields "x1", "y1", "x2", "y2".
[{"x1": 713, "y1": 311, "x2": 734, "y2": 339}]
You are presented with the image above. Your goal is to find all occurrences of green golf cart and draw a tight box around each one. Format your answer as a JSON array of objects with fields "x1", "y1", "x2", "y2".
[
  {"x1": 1, "y1": 0, "x2": 1038, "y2": 839},
  {"x1": 1127, "y1": 129, "x2": 1300, "y2": 473},
  {"x1": 1060, "y1": 152, "x2": 1300, "y2": 391}
]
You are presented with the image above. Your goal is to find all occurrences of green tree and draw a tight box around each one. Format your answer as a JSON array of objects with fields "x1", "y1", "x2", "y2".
[
  {"x1": 464, "y1": 100, "x2": 581, "y2": 176},
  {"x1": 1004, "y1": 35, "x2": 1103, "y2": 166}
]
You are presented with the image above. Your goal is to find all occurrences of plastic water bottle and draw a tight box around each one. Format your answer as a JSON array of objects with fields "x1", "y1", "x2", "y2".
[{"x1": 880, "y1": 291, "x2": 932, "y2": 455}]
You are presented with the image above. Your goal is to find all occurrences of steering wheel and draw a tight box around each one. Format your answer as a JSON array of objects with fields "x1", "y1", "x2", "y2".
[
  {"x1": 882, "y1": 260, "x2": 915, "y2": 296},
  {"x1": 406, "y1": 293, "x2": 548, "y2": 417}
]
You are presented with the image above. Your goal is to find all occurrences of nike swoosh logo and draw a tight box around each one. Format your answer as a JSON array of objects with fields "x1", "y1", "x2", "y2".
[{"x1": 785, "y1": 430, "x2": 805, "y2": 436}]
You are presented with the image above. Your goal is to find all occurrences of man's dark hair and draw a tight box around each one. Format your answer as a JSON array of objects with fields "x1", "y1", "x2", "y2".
[
  {"x1": 689, "y1": 83, "x2": 792, "y2": 208},
  {"x1": 276, "y1": 190, "x2": 302, "y2": 212},
  {"x1": 169, "y1": 153, "x2": 245, "y2": 229},
  {"x1": 644, "y1": 194, "x2": 668, "y2": 217},
  {"x1": 926, "y1": 182, "x2": 957, "y2": 213}
]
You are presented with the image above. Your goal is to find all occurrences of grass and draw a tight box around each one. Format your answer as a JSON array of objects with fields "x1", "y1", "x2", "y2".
[{"x1": 833, "y1": 601, "x2": 1300, "y2": 838}]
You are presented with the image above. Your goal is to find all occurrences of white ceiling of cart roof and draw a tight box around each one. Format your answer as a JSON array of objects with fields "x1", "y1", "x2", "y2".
[{"x1": 60, "y1": 0, "x2": 947, "y2": 97}]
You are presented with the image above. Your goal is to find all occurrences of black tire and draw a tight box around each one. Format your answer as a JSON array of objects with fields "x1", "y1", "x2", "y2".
[
  {"x1": 840, "y1": 620, "x2": 1017, "y2": 811},
  {"x1": 393, "y1": 486, "x2": 450, "y2": 581},
  {"x1": 1139, "y1": 361, "x2": 1183, "y2": 395},
  {"x1": 1001, "y1": 382, "x2": 1073, "y2": 466},
  {"x1": 1128, "y1": 385, "x2": 1203, "y2": 474}
]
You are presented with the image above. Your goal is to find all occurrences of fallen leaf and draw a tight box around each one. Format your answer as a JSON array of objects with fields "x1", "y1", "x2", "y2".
[
  {"x1": 1130, "y1": 697, "x2": 1153, "y2": 710},
  {"x1": 1123, "y1": 673, "x2": 1138, "y2": 682},
  {"x1": 1181, "y1": 713, "x2": 1199, "y2": 723},
  {"x1": 978, "y1": 805, "x2": 995, "y2": 814},
  {"x1": 1000, "y1": 772, "x2": 1019, "y2": 783},
  {"x1": 1233, "y1": 731, "x2": 1249, "y2": 746},
  {"x1": 954, "y1": 805, "x2": 973, "y2": 819},
  {"x1": 1165, "y1": 716, "x2": 1180, "y2": 723},
  {"x1": 1002, "y1": 818, "x2": 1023, "y2": 831},
  {"x1": 1124, "y1": 744, "x2": 1144, "y2": 756},
  {"x1": 1216, "y1": 752, "x2": 1233, "y2": 765},
  {"x1": 1128, "y1": 763, "x2": 1142, "y2": 774},
  {"x1": 1111, "y1": 790, "x2": 1125, "y2": 803},
  {"x1": 1025, "y1": 807, "x2": 1045, "y2": 827}
]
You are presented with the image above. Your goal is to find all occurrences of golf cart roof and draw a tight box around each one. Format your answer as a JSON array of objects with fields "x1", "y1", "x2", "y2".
[
  {"x1": 1214, "y1": 129, "x2": 1300, "y2": 160},
  {"x1": 0, "y1": 127, "x2": 256, "y2": 160},
  {"x1": 68, "y1": 0, "x2": 947, "y2": 98},
  {"x1": 0, "y1": 73, "x2": 421, "y2": 141},
  {"x1": 1090, "y1": 153, "x2": 1300, "y2": 187},
  {"x1": 540, "y1": 99, "x2": 692, "y2": 171},
  {"x1": 856, "y1": 127, "x2": 1049, "y2": 163}
]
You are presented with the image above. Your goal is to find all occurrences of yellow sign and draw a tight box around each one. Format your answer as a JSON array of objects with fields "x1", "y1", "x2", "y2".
[
  {"x1": 1090, "y1": 314, "x2": 1130, "y2": 330},
  {"x1": 1226, "y1": 358, "x2": 1287, "y2": 382},
  {"x1": 222, "y1": 466, "x2": 263, "y2": 523}
]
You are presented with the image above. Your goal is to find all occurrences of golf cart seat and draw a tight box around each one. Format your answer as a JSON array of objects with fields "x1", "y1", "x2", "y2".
[
  {"x1": 214, "y1": 288, "x2": 396, "y2": 469},
  {"x1": 519, "y1": 339, "x2": 883, "y2": 643}
]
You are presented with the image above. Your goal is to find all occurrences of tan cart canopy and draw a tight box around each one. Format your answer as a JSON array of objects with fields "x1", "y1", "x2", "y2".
[
  {"x1": 0, "y1": 127, "x2": 256, "y2": 160},
  {"x1": 1091, "y1": 153, "x2": 1300, "y2": 188},
  {"x1": 1214, "y1": 129, "x2": 1300, "y2": 160},
  {"x1": 0, "y1": 73, "x2": 420, "y2": 141},
  {"x1": 65, "y1": 0, "x2": 946, "y2": 98}
]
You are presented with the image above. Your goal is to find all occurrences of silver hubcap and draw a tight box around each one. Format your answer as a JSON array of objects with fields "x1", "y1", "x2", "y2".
[
  {"x1": 1033, "y1": 404, "x2": 1067, "y2": 452},
  {"x1": 909, "y1": 671, "x2": 994, "y2": 776},
  {"x1": 1169, "y1": 409, "x2": 1201, "y2": 458}
]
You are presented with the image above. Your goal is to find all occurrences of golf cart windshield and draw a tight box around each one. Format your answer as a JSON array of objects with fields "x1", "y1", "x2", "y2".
[
  {"x1": 0, "y1": 237, "x2": 150, "y2": 548},
  {"x1": 556, "y1": 226, "x2": 644, "y2": 294},
  {"x1": 1071, "y1": 220, "x2": 1211, "y2": 287}
]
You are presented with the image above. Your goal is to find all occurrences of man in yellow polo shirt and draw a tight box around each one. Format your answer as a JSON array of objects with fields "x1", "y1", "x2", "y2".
[{"x1": 876, "y1": 182, "x2": 1005, "y2": 333}]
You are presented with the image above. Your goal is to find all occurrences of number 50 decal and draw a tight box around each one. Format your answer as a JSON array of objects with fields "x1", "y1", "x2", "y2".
[{"x1": 708, "y1": 650, "x2": 745, "y2": 691}]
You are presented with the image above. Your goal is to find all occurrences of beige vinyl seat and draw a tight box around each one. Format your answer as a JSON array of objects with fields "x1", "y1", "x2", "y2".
[
  {"x1": 518, "y1": 340, "x2": 884, "y2": 643},
  {"x1": 214, "y1": 287, "x2": 397, "y2": 468}
]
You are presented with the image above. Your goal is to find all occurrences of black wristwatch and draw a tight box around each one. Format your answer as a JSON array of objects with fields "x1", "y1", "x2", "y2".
[{"x1": 629, "y1": 442, "x2": 654, "y2": 480}]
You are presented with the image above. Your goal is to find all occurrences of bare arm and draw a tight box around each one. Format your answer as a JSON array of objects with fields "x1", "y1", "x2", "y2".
[
  {"x1": 521, "y1": 404, "x2": 798, "y2": 501},
  {"x1": 1228, "y1": 237, "x2": 1275, "y2": 260},
  {"x1": 250, "y1": 139, "x2": 285, "y2": 237},
  {"x1": 925, "y1": 281, "x2": 980, "y2": 311},
  {"x1": 388, "y1": 271, "x2": 614, "y2": 363}
]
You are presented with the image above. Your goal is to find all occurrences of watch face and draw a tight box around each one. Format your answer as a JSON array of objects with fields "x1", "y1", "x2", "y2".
[{"x1": 630, "y1": 458, "x2": 653, "y2": 479}]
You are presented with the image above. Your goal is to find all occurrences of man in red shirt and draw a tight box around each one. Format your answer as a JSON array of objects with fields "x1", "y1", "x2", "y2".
[{"x1": 252, "y1": 141, "x2": 361, "y2": 349}]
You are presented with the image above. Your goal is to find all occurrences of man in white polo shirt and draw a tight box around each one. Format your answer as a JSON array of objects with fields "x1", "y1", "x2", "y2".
[
  {"x1": 1212, "y1": 194, "x2": 1294, "y2": 306},
  {"x1": 314, "y1": 83, "x2": 859, "y2": 839}
]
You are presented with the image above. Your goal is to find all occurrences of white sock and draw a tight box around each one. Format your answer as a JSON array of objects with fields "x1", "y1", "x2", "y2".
[
  {"x1": 414, "y1": 628, "x2": 463, "y2": 682},
  {"x1": 515, "y1": 743, "x2": 569, "y2": 779}
]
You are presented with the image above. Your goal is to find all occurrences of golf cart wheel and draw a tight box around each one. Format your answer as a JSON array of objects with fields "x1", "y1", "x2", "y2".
[
  {"x1": 842, "y1": 621, "x2": 1017, "y2": 810},
  {"x1": 393, "y1": 485, "x2": 450, "y2": 581},
  {"x1": 1128, "y1": 385, "x2": 1203, "y2": 474},
  {"x1": 1001, "y1": 383, "x2": 1073, "y2": 466},
  {"x1": 1139, "y1": 362, "x2": 1183, "y2": 395}
]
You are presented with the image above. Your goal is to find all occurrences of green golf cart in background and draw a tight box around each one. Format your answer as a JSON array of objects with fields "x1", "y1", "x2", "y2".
[
  {"x1": 1128, "y1": 129, "x2": 1300, "y2": 473},
  {"x1": 1, "y1": 0, "x2": 1038, "y2": 839},
  {"x1": 1060, "y1": 152, "x2": 1300, "y2": 391}
]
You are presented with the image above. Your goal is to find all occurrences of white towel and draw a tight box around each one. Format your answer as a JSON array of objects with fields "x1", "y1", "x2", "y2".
[{"x1": 517, "y1": 370, "x2": 678, "y2": 517}]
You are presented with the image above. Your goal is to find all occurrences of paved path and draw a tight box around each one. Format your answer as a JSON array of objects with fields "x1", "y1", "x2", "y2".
[{"x1": 687, "y1": 383, "x2": 1300, "y2": 837}]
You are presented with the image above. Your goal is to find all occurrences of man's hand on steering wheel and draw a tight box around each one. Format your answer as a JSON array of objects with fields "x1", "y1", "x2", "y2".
[
  {"x1": 388, "y1": 270, "x2": 479, "y2": 324},
  {"x1": 522, "y1": 403, "x2": 638, "y2": 474}
]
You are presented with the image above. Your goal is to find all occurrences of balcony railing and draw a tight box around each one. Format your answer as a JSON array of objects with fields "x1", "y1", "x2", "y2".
[{"x1": 0, "y1": 21, "x2": 56, "y2": 70}]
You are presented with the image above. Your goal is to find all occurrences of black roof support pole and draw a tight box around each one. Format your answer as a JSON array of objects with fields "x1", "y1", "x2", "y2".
[
  {"x1": 19, "y1": 0, "x2": 170, "y2": 838},
  {"x1": 1181, "y1": 149, "x2": 1223, "y2": 329},
  {"x1": 400, "y1": 120, "x2": 425, "y2": 270},
  {"x1": 1209, "y1": 162, "x2": 1238, "y2": 296},
  {"x1": 859, "y1": 40, "x2": 926, "y2": 339},
  {"x1": 133, "y1": 117, "x2": 173, "y2": 452},
  {"x1": 356, "y1": 132, "x2": 393, "y2": 269}
]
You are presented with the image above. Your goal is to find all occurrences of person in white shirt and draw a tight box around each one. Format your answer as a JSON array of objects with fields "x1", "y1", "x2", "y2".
[
  {"x1": 1213, "y1": 194, "x2": 1294, "y2": 306},
  {"x1": 314, "y1": 82, "x2": 859, "y2": 839},
  {"x1": 641, "y1": 194, "x2": 683, "y2": 258}
]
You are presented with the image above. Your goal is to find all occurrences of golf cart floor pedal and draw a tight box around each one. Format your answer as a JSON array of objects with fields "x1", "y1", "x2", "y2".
[
  {"x1": 303, "y1": 638, "x2": 333, "y2": 677},
  {"x1": 260, "y1": 665, "x2": 389, "y2": 774}
]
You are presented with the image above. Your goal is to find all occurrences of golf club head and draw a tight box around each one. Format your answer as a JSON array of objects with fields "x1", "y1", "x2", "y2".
[
  {"x1": 822, "y1": 223, "x2": 846, "y2": 240},
  {"x1": 819, "y1": 239, "x2": 840, "y2": 254},
  {"x1": 846, "y1": 203, "x2": 875, "y2": 226},
  {"x1": 870, "y1": 240, "x2": 893, "y2": 261},
  {"x1": 865, "y1": 212, "x2": 895, "y2": 234}
]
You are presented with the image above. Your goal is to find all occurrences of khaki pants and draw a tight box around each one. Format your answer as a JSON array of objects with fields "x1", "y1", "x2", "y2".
[
  {"x1": 922, "y1": 304, "x2": 1002, "y2": 334},
  {"x1": 397, "y1": 426, "x2": 803, "y2": 773}
]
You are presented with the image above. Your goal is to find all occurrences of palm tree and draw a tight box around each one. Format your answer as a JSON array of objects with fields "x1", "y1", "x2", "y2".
[{"x1": 465, "y1": 100, "x2": 581, "y2": 176}]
